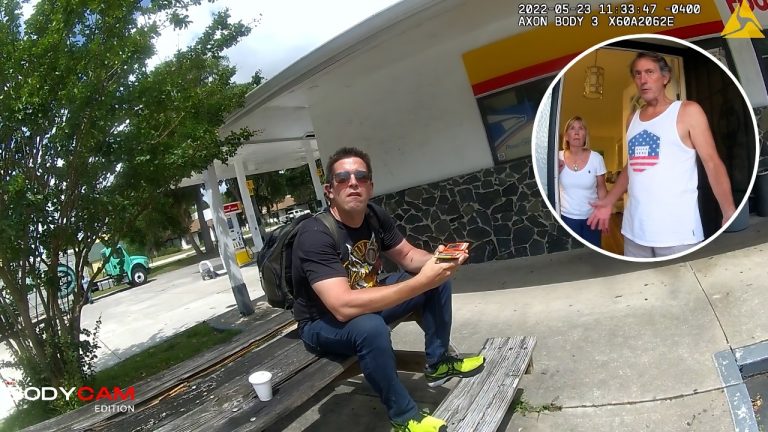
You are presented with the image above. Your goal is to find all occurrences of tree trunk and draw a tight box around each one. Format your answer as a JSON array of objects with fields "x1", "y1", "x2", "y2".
[
  {"x1": 195, "y1": 188, "x2": 215, "y2": 256},
  {"x1": 228, "y1": 179, "x2": 243, "y2": 203},
  {"x1": 185, "y1": 233, "x2": 204, "y2": 256}
]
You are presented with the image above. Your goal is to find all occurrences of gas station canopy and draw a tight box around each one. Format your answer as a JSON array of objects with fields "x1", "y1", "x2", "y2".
[{"x1": 177, "y1": 135, "x2": 320, "y2": 187}]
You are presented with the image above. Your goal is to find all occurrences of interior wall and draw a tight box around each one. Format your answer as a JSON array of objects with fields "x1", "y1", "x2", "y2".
[
  {"x1": 559, "y1": 49, "x2": 634, "y2": 175},
  {"x1": 589, "y1": 135, "x2": 618, "y2": 169}
]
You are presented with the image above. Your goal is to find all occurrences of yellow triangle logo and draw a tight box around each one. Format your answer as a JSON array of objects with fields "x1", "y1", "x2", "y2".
[{"x1": 722, "y1": 0, "x2": 764, "y2": 38}]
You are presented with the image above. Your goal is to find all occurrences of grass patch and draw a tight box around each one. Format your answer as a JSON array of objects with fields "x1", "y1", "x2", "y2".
[
  {"x1": 152, "y1": 245, "x2": 183, "y2": 258},
  {"x1": 150, "y1": 253, "x2": 207, "y2": 277},
  {"x1": 512, "y1": 397, "x2": 563, "y2": 416},
  {"x1": 0, "y1": 322, "x2": 240, "y2": 431},
  {"x1": 0, "y1": 402, "x2": 58, "y2": 432},
  {"x1": 92, "y1": 322, "x2": 240, "y2": 389},
  {"x1": 149, "y1": 248, "x2": 195, "y2": 264}
]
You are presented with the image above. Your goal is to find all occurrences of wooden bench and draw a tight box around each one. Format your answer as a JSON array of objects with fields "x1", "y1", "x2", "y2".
[
  {"x1": 433, "y1": 336, "x2": 536, "y2": 432},
  {"x1": 24, "y1": 308, "x2": 534, "y2": 432},
  {"x1": 25, "y1": 309, "x2": 420, "y2": 432},
  {"x1": 143, "y1": 328, "x2": 534, "y2": 432},
  {"x1": 150, "y1": 313, "x2": 422, "y2": 432}
]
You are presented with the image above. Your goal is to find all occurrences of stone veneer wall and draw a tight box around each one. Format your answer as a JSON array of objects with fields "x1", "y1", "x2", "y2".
[
  {"x1": 752, "y1": 107, "x2": 768, "y2": 215},
  {"x1": 756, "y1": 107, "x2": 768, "y2": 171},
  {"x1": 371, "y1": 158, "x2": 580, "y2": 264}
]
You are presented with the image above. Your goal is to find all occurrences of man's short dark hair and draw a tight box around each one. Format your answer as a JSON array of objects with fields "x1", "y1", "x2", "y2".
[
  {"x1": 325, "y1": 147, "x2": 373, "y2": 184},
  {"x1": 630, "y1": 51, "x2": 672, "y2": 78}
]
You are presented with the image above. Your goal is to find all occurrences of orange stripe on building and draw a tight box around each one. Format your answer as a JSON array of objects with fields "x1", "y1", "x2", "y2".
[{"x1": 464, "y1": 0, "x2": 725, "y2": 96}]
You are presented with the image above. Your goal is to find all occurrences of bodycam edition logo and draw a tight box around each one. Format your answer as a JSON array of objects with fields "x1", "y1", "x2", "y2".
[
  {"x1": 722, "y1": 0, "x2": 765, "y2": 38},
  {"x1": 3, "y1": 380, "x2": 136, "y2": 413}
]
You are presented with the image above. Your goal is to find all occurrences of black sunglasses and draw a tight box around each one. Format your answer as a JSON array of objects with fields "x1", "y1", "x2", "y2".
[{"x1": 332, "y1": 170, "x2": 371, "y2": 184}]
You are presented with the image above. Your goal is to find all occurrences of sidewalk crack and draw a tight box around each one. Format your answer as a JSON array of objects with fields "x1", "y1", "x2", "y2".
[
  {"x1": 688, "y1": 262, "x2": 730, "y2": 347},
  {"x1": 560, "y1": 384, "x2": 732, "y2": 410}
]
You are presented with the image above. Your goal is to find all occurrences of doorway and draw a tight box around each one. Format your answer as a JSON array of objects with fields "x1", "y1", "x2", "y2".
[{"x1": 545, "y1": 38, "x2": 755, "y2": 255}]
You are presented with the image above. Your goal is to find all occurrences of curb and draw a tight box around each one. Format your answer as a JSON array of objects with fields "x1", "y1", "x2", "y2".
[{"x1": 714, "y1": 339, "x2": 768, "y2": 431}]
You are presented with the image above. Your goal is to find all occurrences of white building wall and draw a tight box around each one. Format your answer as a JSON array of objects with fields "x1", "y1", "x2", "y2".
[{"x1": 306, "y1": 0, "x2": 524, "y2": 195}]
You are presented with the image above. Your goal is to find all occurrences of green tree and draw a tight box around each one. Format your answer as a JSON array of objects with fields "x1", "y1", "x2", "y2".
[
  {"x1": 284, "y1": 166, "x2": 317, "y2": 209},
  {"x1": 121, "y1": 185, "x2": 206, "y2": 257},
  {"x1": 250, "y1": 170, "x2": 288, "y2": 217},
  {"x1": 0, "y1": 0, "x2": 254, "y2": 417},
  {"x1": 177, "y1": 186, "x2": 209, "y2": 256}
]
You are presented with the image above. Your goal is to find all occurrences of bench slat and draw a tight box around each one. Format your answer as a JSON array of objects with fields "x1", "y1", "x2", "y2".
[
  {"x1": 154, "y1": 334, "x2": 353, "y2": 432},
  {"x1": 432, "y1": 336, "x2": 536, "y2": 432},
  {"x1": 229, "y1": 353, "x2": 354, "y2": 432},
  {"x1": 152, "y1": 331, "x2": 313, "y2": 431}
]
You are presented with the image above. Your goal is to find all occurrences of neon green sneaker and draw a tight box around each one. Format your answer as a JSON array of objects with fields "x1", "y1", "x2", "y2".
[
  {"x1": 391, "y1": 411, "x2": 447, "y2": 432},
  {"x1": 425, "y1": 354, "x2": 485, "y2": 387}
]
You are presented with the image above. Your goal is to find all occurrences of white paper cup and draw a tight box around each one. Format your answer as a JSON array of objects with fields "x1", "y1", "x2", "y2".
[{"x1": 248, "y1": 371, "x2": 273, "y2": 401}]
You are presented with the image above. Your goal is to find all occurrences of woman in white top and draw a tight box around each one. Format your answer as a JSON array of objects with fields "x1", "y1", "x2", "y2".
[{"x1": 558, "y1": 116, "x2": 607, "y2": 247}]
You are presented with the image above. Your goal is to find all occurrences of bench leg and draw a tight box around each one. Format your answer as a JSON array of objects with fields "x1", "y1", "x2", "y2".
[
  {"x1": 335, "y1": 363, "x2": 362, "y2": 382},
  {"x1": 334, "y1": 344, "x2": 463, "y2": 382},
  {"x1": 525, "y1": 355, "x2": 534, "y2": 374},
  {"x1": 448, "y1": 341, "x2": 460, "y2": 357}
]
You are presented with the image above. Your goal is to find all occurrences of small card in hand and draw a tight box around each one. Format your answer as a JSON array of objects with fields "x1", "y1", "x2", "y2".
[{"x1": 436, "y1": 242, "x2": 470, "y2": 260}]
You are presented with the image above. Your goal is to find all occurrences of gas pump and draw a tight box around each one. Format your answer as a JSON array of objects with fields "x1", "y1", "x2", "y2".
[{"x1": 223, "y1": 202, "x2": 253, "y2": 266}]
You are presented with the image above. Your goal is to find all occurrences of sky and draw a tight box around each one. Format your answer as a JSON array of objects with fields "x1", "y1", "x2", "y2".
[
  {"x1": 152, "y1": 0, "x2": 402, "y2": 82},
  {"x1": 20, "y1": 0, "x2": 401, "y2": 81}
]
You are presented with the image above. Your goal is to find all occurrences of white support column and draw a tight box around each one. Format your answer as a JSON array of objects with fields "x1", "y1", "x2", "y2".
[
  {"x1": 303, "y1": 140, "x2": 326, "y2": 210},
  {"x1": 234, "y1": 157, "x2": 263, "y2": 251},
  {"x1": 203, "y1": 171, "x2": 225, "y2": 267},
  {"x1": 205, "y1": 164, "x2": 254, "y2": 316}
]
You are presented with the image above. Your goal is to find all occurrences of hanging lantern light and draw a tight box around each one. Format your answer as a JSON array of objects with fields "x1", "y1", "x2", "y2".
[{"x1": 583, "y1": 50, "x2": 605, "y2": 99}]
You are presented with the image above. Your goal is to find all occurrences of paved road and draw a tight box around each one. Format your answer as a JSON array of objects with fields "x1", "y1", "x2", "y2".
[
  {"x1": 0, "y1": 258, "x2": 265, "y2": 419},
  {"x1": 83, "y1": 259, "x2": 265, "y2": 370}
]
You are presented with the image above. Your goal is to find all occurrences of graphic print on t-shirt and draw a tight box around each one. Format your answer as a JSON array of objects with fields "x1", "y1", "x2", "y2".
[
  {"x1": 628, "y1": 129, "x2": 660, "y2": 173},
  {"x1": 345, "y1": 233, "x2": 381, "y2": 289}
]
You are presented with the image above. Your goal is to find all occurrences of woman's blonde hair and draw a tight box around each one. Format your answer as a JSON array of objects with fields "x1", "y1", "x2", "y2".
[{"x1": 562, "y1": 116, "x2": 590, "y2": 150}]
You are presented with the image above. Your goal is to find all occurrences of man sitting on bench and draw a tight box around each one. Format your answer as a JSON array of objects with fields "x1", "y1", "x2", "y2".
[{"x1": 292, "y1": 147, "x2": 485, "y2": 432}]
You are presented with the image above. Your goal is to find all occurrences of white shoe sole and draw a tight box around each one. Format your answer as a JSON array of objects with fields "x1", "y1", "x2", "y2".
[{"x1": 426, "y1": 376, "x2": 451, "y2": 387}]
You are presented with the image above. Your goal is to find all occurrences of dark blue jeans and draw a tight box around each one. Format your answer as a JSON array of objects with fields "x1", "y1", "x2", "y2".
[
  {"x1": 561, "y1": 214, "x2": 602, "y2": 248},
  {"x1": 299, "y1": 272, "x2": 452, "y2": 424}
]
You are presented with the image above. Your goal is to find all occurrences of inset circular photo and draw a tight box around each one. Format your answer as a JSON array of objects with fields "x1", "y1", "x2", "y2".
[{"x1": 532, "y1": 34, "x2": 759, "y2": 262}]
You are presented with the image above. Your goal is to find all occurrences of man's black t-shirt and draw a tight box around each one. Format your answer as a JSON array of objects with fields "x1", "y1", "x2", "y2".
[{"x1": 291, "y1": 203, "x2": 404, "y2": 324}]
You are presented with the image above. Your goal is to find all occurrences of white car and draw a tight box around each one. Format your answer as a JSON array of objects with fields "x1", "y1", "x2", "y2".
[{"x1": 286, "y1": 209, "x2": 310, "y2": 220}]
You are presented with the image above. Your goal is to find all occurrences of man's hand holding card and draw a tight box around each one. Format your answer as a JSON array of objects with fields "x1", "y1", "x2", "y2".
[{"x1": 435, "y1": 242, "x2": 470, "y2": 261}]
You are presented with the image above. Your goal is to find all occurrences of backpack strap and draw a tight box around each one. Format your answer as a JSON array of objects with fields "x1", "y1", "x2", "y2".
[
  {"x1": 316, "y1": 212, "x2": 341, "y2": 247},
  {"x1": 315, "y1": 206, "x2": 383, "y2": 254},
  {"x1": 365, "y1": 204, "x2": 382, "y2": 242}
]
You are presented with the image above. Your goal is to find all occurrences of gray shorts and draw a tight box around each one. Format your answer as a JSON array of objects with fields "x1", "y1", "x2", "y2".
[{"x1": 623, "y1": 237, "x2": 700, "y2": 258}]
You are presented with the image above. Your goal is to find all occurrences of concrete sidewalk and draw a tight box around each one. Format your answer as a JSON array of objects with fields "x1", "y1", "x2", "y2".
[{"x1": 267, "y1": 218, "x2": 768, "y2": 432}]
